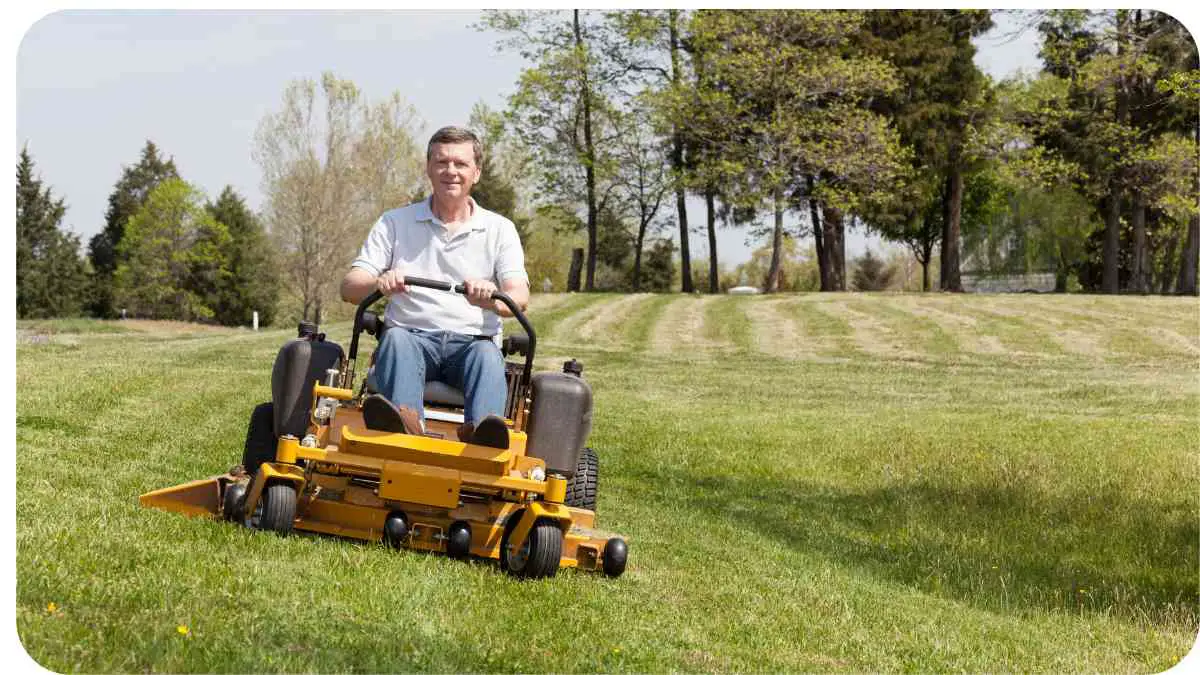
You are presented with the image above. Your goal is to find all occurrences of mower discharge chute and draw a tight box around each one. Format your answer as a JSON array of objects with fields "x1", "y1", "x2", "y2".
[{"x1": 140, "y1": 278, "x2": 627, "y2": 579}]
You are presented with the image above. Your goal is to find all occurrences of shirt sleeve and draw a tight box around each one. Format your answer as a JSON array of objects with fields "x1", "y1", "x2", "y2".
[
  {"x1": 350, "y1": 215, "x2": 393, "y2": 277},
  {"x1": 494, "y1": 218, "x2": 529, "y2": 284}
]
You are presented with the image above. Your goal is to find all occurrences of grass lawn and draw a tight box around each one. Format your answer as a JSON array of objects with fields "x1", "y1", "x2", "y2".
[{"x1": 15, "y1": 292, "x2": 1200, "y2": 671}]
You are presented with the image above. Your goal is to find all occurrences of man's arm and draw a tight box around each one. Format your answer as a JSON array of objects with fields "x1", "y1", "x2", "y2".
[
  {"x1": 496, "y1": 278, "x2": 530, "y2": 317},
  {"x1": 342, "y1": 267, "x2": 411, "y2": 305},
  {"x1": 340, "y1": 268, "x2": 378, "y2": 305}
]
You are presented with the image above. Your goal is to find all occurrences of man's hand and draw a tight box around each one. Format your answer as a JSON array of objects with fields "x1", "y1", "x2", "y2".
[
  {"x1": 463, "y1": 278, "x2": 498, "y2": 310},
  {"x1": 377, "y1": 269, "x2": 409, "y2": 296}
]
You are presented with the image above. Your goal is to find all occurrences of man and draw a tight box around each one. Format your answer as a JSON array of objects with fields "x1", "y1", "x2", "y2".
[{"x1": 339, "y1": 126, "x2": 530, "y2": 448}]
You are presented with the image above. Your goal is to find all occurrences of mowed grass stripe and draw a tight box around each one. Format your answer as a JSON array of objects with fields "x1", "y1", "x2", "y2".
[
  {"x1": 574, "y1": 293, "x2": 659, "y2": 350},
  {"x1": 649, "y1": 295, "x2": 730, "y2": 359},
  {"x1": 528, "y1": 292, "x2": 614, "y2": 347},
  {"x1": 703, "y1": 295, "x2": 752, "y2": 353},
  {"x1": 743, "y1": 298, "x2": 821, "y2": 361},
  {"x1": 778, "y1": 296, "x2": 862, "y2": 359},
  {"x1": 844, "y1": 295, "x2": 964, "y2": 361},
  {"x1": 621, "y1": 293, "x2": 674, "y2": 353}
]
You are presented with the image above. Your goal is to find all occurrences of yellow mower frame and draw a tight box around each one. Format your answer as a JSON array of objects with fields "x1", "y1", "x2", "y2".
[{"x1": 140, "y1": 281, "x2": 627, "y2": 579}]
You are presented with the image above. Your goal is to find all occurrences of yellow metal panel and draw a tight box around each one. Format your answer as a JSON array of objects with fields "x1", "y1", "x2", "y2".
[
  {"x1": 297, "y1": 500, "x2": 387, "y2": 540},
  {"x1": 139, "y1": 476, "x2": 223, "y2": 517},
  {"x1": 341, "y1": 426, "x2": 512, "y2": 475},
  {"x1": 378, "y1": 461, "x2": 461, "y2": 509}
]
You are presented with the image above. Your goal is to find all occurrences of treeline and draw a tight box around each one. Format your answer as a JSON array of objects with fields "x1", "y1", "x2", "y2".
[
  {"x1": 480, "y1": 9, "x2": 1199, "y2": 295},
  {"x1": 16, "y1": 143, "x2": 278, "y2": 324},
  {"x1": 17, "y1": 10, "x2": 1199, "y2": 324}
]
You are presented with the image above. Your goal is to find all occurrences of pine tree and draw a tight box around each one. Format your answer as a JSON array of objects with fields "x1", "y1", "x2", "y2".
[
  {"x1": 206, "y1": 186, "x2": 279, "y2": 327},
  {"x1": 89, "y1": 141, "x2": 179, "y2": 317},
  {"x1": 852, "y1": 248, "x2": 898, "y2": 291},
  {"x1": 113, "y1": 179, "x2": 230, "y2": 322},
  {"x1": 16, "y1": 147, "x2": 87, "y2": 318}
]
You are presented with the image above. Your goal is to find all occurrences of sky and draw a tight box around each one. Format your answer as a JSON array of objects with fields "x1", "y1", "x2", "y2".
[{"x1": 14, "y1": 9, "x2": 1063, "y2": 269}]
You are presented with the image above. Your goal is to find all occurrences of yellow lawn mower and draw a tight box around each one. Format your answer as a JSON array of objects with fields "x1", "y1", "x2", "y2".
[{"x1": 140, "y1": 278, "x2": 627, "y2": 579}]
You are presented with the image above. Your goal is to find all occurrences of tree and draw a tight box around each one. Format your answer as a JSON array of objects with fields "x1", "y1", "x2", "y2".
[
  {"x1": 608, "y1": 101, "x2": 671, "y2": 291},
  {"x1": 851, "y1": 248, "x2": 898, "y2": 291},
  {"x1": 856, "y1": 10, "x2": 994, "y2": 293},
  {"x1": 16, "y1": 147, "x2": 87, "y2": 318},
  {"x1": 206, "y1": 186, "x2": 279, "y2": 326},
  {"x1": 483, "y1": 10, "x2": 628, "y2": 292},
  {"x1": 467, "y1": 102, "x2": 531, "y2": 237},
  {"x1": 640, "y1": 238, "x2": 677, "y2": 292},
  {"x1": 1031, "y1": 10, "x2": 1198, "y2": 294},
  {"x1": 88, "y1": 141, "x2": 179, "y2": 317},
  {"x1": 607, "y1": 9, "x2": 699, "y2": 293},
  {"x1": 113, "y1": 179, "x2": 231, "y2": 322},
  {"x1": 688, "y1": 10, "x2": 907, "y2": 293},
  {"x1": 254, "y1": 72, "x2": 425, "y2": 323}
]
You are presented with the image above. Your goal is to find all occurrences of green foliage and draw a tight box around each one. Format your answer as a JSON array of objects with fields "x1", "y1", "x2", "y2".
[
  {"x1": 851, "y1": 248, "x2": 898, "y2": 291},
  {"x1": 88, "y1": 141, "x2": 179, "y2": 317},
  {"x1": 733, "y1": 237, "x2": 820, "y2": 292},
  {"x1": 640, "y1": 238, "x2": 676, "y2": 292},
  {"x1": 520, "y1": 205, "x2": 587, "y2": 292},
  {"x1": 16, "y1": 148, "x2": 87, "y2": 318},
  {"x1": 113, "y1": 179, "x2": 231, "y2": 322},
  {"x1": 206, "y1": 186, "x2": 279, "y2": 327}
]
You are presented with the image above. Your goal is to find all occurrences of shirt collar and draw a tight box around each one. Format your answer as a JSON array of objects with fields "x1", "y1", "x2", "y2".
[{"x1": 418, "y1": 197, "x2": 486, "y2": 232}]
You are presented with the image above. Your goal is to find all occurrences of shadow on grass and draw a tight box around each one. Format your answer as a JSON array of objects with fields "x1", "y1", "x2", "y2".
[{"x1": 639, "y1": 464, "x2": 1198, "y2": 625}]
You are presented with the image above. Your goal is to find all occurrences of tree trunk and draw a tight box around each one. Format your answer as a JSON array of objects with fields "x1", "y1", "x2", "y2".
[
  {"x1": 1131, "y1": 194, "x2": 1148, "y2": 293},
  {"x1": 1104, "y1": 10, "x2": 1129, "y2": 295},
  {"x1": 669, "y1": 10, "x2": 693, "y2": 294},
  {"x1": 765, "y1": 187, "x2": 784, "y2": 293},
  {"x1": 940, "y1": 167, "x2": 963, "y2": 292},
  {"x1": 632, "y1": 223, "x2": 647, "y2": 292},
  {"x1": 574, "y1": 10, "x2": 598, "y2": 292},
  {"x1": 1178, "y1": 213, "x2": 1200, "y2": 296},
  {"x1": 705, "y1": 189, "x2": 718, "y2": 293},
  {"x1": 1102, "y1": 190, "x2": 1122, "y2": 293},
  {"x1": 807, "y1": 175, "x2": 828, "y2": 291},
  {"x1": 1054, "y1": 248, "x2": 1070, "y2": 293},
  {"x1": 567, "y1": 248, "x2": 584, "y2": 292},
  {"x1": 822, "y1": 203, "x2": 846, "y2": 291},
  {"x1": 1159, "y1": 230, "x2": 1179, "y2": 294}
]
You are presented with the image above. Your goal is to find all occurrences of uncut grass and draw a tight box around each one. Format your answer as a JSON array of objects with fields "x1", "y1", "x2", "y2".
[{"x1": 16, "y1": 295, "x2": 1200, "y2": 672}]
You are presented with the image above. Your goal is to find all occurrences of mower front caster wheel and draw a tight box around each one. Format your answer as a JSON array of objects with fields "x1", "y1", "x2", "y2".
[
  {"x1": 222, "y1": 482, "x2": 248, "y2": 523},
  {"x1": 254, "y1": 482, "x2": 297, "y2": 535},
  {"x1": 500, "y1": 514, "x2": 563, "y2": 579}
]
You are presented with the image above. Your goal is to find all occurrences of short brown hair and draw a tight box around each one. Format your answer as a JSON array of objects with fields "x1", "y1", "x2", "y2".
[{"x1": 426, "y1": 126, "x2": 483, "y2": 167}]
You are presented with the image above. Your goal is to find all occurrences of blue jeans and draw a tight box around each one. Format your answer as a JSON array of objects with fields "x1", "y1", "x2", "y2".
[{"x1": 374, "y1": 328, "x2": 508, "y2": 427}]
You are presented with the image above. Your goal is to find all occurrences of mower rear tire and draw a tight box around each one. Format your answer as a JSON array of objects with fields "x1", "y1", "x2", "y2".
[
  {"x1": 257, "y1": 482, "x2": 297, "y2": 535},
  {"x1": 500, "y1": 513, "x2": 563, "y2": 579},
  {"x1": 242, "y1": 402, "x2": 277, "y2": 478},
  {"x1": 565, "y1": 447, "x2": 598, "y2": 511}
]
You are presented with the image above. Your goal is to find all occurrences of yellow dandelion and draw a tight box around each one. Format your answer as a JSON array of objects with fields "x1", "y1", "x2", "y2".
[
  {"x1": 177, "y1": 625, "x2": 190, "y2": 636},
  {"x1": 45, "y1": 602, "x2": 57, "y2": 614}
]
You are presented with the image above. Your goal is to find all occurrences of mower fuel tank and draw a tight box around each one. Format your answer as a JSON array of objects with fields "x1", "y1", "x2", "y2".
[
  {"x1": 272, "y1": 323, "x2": 344, "y2": 438},
  {"x1": 525, "y1": 362, "x2": 592, "y2": 478}
]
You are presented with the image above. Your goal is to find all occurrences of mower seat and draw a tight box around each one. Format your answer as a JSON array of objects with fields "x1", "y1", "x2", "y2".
[{"x1": 364, "y1": 367, "x2": 466, "y2": 409}]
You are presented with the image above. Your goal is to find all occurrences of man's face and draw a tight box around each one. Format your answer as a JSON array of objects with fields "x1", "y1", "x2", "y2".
[{"x1": 427, "y1": 142, "x2": 481, "y2": 201}]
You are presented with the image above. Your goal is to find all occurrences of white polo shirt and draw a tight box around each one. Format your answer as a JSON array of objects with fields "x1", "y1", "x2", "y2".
[{"x1": 351, "y1": 197, "x2": 528, "y2": 337}]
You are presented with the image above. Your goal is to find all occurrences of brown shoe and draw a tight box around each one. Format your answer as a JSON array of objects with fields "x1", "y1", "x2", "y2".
[
  {"x1": 459, "y1": 414, "x2": 509, "y2": 449},
  {"x1": 362, "y1": 394, "x2": 422, "y2": 435}
]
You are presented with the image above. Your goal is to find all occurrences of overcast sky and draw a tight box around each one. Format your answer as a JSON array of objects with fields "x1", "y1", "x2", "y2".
[{"x1": 16, "y1": 10, "x2": 1051, "y2": 266}]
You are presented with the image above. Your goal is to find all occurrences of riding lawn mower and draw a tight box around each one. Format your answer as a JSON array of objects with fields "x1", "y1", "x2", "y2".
[{"x1": 139, "y1": 278, "x2": 628, "y2": 579}]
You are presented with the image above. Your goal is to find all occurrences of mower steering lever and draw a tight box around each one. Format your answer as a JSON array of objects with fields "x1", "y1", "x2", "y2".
[{"x1": 345, "y1": 278, "x2": 537, "y2": 391}]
